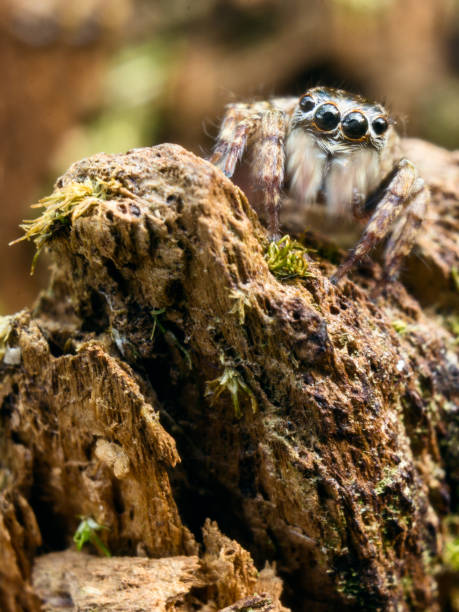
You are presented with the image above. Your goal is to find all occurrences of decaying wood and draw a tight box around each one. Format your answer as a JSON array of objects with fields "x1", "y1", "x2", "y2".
[
  {"x1": 0, "y1": 140, "x2": 457, "y2": 611},
  {"x1": 33, "y1": 552, "x2": 203, "y2": 611},
  {"x1": 32, "y1": 521, "x2": 286, "y2": 611}
]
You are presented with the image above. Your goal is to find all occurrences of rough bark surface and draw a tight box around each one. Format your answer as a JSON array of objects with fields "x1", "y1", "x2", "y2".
[{"x1": 0, "y1": 141, "x2": 457, "y2": 611}]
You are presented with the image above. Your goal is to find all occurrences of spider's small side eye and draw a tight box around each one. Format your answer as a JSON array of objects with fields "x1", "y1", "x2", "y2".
[
  {"x1": 314, "y1": 103, "x2": 340, "y2": 131},
  {"x1": 299, "y1": 95, "x2": 315, "y2": 112},
  {"x1": 372, "y1": 117, "x2": 389, "y2": 135}
]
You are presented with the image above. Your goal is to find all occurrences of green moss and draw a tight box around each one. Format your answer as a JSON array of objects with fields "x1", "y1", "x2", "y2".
[
  {"x1": 206, "y1": 364, "x2": 257, "y2": 419},
  {"x1": 73, "y1": 516, "x2": 111, "y2": 557},
  {"x1": 265, "y1": 235, "x2": 313, "y2": 280},
  {"x1": 10, "y1": 177, "x2": 129, "y2": 273},
  {"x1": 391, "y1": 319, "x2": 408, "y2": 335}
]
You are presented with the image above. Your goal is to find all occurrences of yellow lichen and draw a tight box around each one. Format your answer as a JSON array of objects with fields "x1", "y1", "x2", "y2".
[
  {"x1": 265, "y1": 235, "x2": 313, "y2": 280},
  {"x1": 206, "y1": 365, "x2": 257, "y2": 419},
  {"x1": 10, "y1": 177, "x2": 128, "y2": 273}
]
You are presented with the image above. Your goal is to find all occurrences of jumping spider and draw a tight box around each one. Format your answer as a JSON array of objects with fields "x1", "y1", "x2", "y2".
[{"x1": 210, "y1": 86, "x2": 429, "y2": 283}]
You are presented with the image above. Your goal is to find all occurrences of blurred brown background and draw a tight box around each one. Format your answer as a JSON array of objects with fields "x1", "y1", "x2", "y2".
[{"x1": 0, "y1": 0, "x2": 458, "y2": 313}]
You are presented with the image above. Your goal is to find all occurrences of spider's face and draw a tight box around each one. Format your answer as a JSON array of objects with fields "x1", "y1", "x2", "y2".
[{"x1": 291, "y1": 86, "x2": 391, "y2": 152}]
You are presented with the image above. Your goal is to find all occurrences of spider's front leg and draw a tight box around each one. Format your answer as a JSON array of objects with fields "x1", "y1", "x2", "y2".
[
  {"x1": 251, "y1": 110, "x2": 288, "y2": 238},
  {"x1": 211, "y1": 102, "x2": 288, "y2": 238},
  {"x1": 210, "y1": 103, "x2": 261, "y2": 178},
  {"x1": 331, "y1": 159, "x2": 430, "y2": 284}
]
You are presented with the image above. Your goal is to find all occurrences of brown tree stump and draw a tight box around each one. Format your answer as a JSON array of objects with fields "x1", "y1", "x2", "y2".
[{"x1": 0, "y1": 141, "x2": 457, "y2": 611}]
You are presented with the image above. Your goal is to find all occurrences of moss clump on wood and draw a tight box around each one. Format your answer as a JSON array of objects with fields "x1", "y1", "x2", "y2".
[
  {"x1": 10, "y1": 177, "x2": 130, "y2": 273},
  {"x1": 264, "y1": 235, "x2": 313, "y2": 279}
]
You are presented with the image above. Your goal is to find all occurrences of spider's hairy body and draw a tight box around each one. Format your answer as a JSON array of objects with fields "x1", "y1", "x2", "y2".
[
  {"x1": 210, "y1": 86, "x2": 429, "y2": 283},
  {"x1": 286, "y1": 128, "x2": 382, "y2": 218}
]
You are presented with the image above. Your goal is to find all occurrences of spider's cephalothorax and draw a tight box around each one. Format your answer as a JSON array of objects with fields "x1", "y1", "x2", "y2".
[{"x1": 210, "y1": 86, "x2": 429, "y2": 283}]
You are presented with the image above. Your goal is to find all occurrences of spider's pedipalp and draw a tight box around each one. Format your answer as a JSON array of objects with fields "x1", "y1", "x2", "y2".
[
  {"x1": 251, "y1": 109, "x2": 288, "y2": 238},
  {"x1": 331, "y1": 159, "x2": 424, "y2": 284}
]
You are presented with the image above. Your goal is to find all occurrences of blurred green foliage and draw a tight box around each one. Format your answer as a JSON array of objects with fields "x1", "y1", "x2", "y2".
[{"x1": 52, "y1": 39, "x2": 177, "y2": 173}]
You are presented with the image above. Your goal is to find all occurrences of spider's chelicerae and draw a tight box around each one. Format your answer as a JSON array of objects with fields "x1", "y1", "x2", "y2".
[{"x1": 210, "y1": 86, "x2": 430, "y2": 283}]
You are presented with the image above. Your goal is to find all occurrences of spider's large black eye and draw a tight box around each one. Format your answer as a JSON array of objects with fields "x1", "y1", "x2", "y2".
[
  {"x1": 342, "y1": 111, "x2": 368, "y2": 139},
  {"x1": 299, "y1": 95, "x2": 315, "y2": 112},
  {"x1": 314, "y1": 103, "x2": 340, "y2": 131},
  {"x1": 372, "y1": 116, "x2": 388, "y2": 135}
]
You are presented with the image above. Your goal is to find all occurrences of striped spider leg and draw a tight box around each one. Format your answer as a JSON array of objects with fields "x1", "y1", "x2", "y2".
[
  {"x1": 210, "y1": 98, "x2": 296, "y2": 237},
  {"x1": 331, "y1": 159, "x2": 430, "y2": 284}
]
